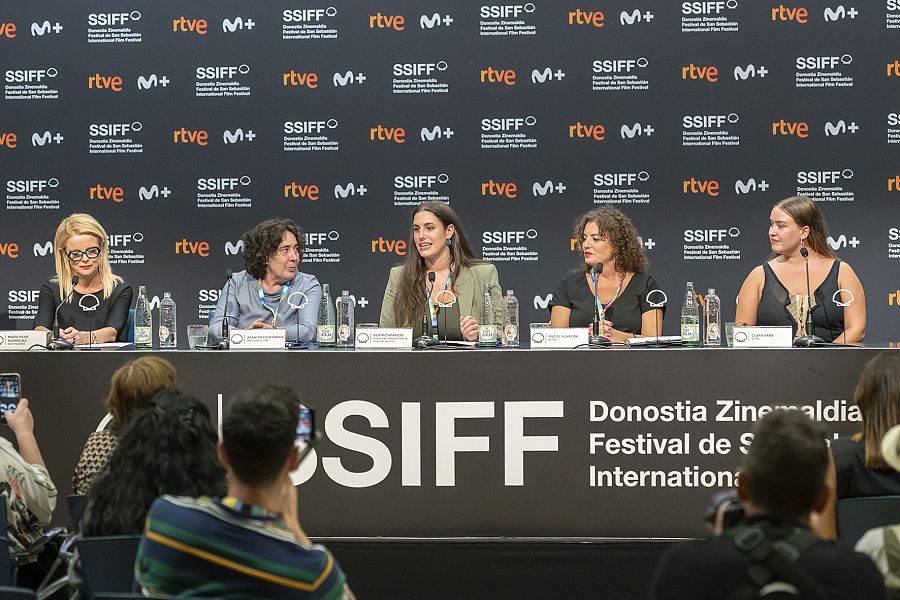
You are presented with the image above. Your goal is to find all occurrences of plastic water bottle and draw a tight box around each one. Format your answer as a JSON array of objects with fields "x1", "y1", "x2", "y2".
[
  {"x1": 478, "y1": 283, "x2": 498, "y2": 346},
  {"x1": 134, "y1": 285, "x2": 153, "y2": 349},
  {"x1": 158, "y1": 291, "x2": 176, "y2": 348},
  {"x1": 336, "y1": 290, "x2": 355, "y2": 348},
  {"x1": 704, "y1": 288, "x2": 721, "y2": 347},
  {"x1": 316, "y1": 284, "x2": 336, "y2": 347},
  {"x1": 503, "y1": 290, "x2": 519, "y2": 348},
  {"x1": 680, "y1": 282, "x2": 700, "y2": 347}
]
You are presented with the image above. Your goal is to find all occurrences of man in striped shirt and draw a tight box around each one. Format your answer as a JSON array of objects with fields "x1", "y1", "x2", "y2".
[{"x1": 135, "y1": 385, "x2": 354, "y2": 599}]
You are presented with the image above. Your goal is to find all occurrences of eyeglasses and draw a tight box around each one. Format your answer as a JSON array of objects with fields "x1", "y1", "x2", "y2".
[
  {"x1": 66, "y1": 247, "x2": 101, "y2": 261},
  {"x1": 274, "y1": 245, "x2": 300, "y2": 257}
]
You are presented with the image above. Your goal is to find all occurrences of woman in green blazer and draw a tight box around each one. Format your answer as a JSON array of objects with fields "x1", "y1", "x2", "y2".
[{"x1": 380, "y1": 201, "x2": 503, "y2": 341}]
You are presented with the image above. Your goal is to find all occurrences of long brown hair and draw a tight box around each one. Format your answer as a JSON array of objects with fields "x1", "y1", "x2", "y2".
[
  {"x1": 853, "y1": 352, "x2": 900, "y2": 469},
  {"x1": 393, "y1": 202, "x2": 483, "y2": 327},
  {"x1": 573, "y1": 206, "x2": 648, "y2": 274},
  {"x1": 772, "y1": 196, "x2": 836, "y2": 259}
]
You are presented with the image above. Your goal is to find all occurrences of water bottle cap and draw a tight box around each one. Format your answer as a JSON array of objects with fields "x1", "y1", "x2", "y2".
[
  {"x1": 506, "y1": 290, "x2": 513, "y2": 295},
  {"x1": 708, "y1": 288, "x2": 715, "y2": 295},
  {"x1": 163, "y1": 291, "x2": 172, "y2": 298},
  {"x1": 342, "y1": 290, "x2": 349, "y2": 295}
]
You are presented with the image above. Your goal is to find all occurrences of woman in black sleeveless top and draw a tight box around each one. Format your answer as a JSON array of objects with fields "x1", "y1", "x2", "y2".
[{"x1": 735, "y1": 196, "x2": 865, "y2": 343}]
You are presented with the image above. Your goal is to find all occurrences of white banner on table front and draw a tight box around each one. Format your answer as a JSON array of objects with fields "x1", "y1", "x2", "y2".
[
  {"x1": 229, "y1": 329, "x2": 286, "y2": 349},
  {"x1": 0, "y1": 330, "x2": 50, "y2": 350},
  {"x1": 530, "y1": 327, "x2": 588, "y2": 349},
  {"x1": 732, "y1": 326, "x2": 793, "y2": 348},
  {"x1": 355, "y1": 327, "x2": 413, "y2": 349}
]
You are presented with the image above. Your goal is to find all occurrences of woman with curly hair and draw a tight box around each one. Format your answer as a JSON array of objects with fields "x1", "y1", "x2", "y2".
[
  {"x1": 81, "y1": 389, "x2": 226, "y2": 535},
  {"x1": 209, "y1": 217, "x2": 322, "y2": 344},
  {"x1": 549, "y1": 206, "x2": 663, "y2": 341}
]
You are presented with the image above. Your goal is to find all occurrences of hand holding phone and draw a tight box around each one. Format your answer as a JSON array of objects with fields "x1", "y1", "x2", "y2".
[
  {"x1": 4, "y1": 397, "x2": 33, "y2": 435},
  {"x1": 0, "y1": 373, "x2": 21, "y2": 426}
]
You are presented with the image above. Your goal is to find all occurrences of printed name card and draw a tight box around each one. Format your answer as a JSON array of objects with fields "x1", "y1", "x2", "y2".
[
  {"x1": 732, "y1": 326, "x2": 793, "y2": 348},
  {"x1": 354, "y1": 328, "x2": 413, "y2": 349},
  {"x1": 0, "y1": 330, "x2": 50, "y2": 350},
  {"x1": 529, "y1": 327, "x2": 588, "y2": 349},
  {"x1": 229, "y1": 328, "x2": 287, "y2": 349}
]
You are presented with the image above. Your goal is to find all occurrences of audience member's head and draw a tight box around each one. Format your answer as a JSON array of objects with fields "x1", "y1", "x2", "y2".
[
  {"x1": 221, "y1": 384, "x2": 300, "y2": 488},
  {"x1": 83, "y1": 389, "x2": 226, "y2": 536},
  {"x1": 106, "y1": 356, "x2": 177, "y2": 433},
  {"x1": 739, "y1": 409, "x2": 829, "y2": 520},
  {"x1": 854, "y1": 351, "x2": 900, "y2": 469}
]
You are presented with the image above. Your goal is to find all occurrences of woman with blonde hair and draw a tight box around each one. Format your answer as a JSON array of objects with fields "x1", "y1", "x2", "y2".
[
  {"x1": 72, "y1": 356, "x2": 177, "y2": 495},
  {"x1": 34, "y1": 213, "x2": 133, "y2": 345}
]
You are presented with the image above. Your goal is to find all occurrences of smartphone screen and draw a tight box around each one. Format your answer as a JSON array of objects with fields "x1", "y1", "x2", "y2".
[
  {"x1": 0, "y1": 373, "x2": 21, "y2": 425},
  {"x1": 296, "y1": 405, "x2": 314, "y2": 444}
]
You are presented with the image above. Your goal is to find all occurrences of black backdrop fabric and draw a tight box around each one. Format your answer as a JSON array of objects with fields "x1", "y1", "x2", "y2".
[{"x1": 1, "y1": 2, "x2": 899, "y2": 343}]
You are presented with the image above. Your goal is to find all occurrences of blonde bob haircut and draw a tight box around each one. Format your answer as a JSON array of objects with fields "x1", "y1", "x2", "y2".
[{"x1": 52, "y1": 213, "x2": 122, "y2": 301}]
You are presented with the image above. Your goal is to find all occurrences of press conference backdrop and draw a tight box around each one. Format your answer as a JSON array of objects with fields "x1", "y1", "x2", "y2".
[{"x1": 1, "y1": 2, "x2": 899, "y2": 342}]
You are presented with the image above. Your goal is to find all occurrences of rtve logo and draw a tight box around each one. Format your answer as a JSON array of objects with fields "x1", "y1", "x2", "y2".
[
  {"x1": 0, "y1": 21, "x2": 16, "y2": 38},
  {"x1": 333, "y1": 71, "x2": 367, "y2": 86},
  {"x1": 620, "y1": 9, "x2": 654, "y2": 25},
  {"x1": 283, "y1": 182, "x2": 320, "y2": 201},
  {"x1": 0, "y1": 131, "x2": 17, "y2": 149},
  {"x1": 284, "y1": 119, "x2": 338, "y2": 134},
  {"x1": 772, "y1": 119, "x2": 809, "y2": 138},
  {"x1": 481, "y1": 67, "x2": 517, "y2": 85},
  {"x1": 827, "y1": 234, "x2": 860, "y2": 250},
  {"x1": 891, "y1": 289, "x2": 900, "y2": 307},
  {"x1": 88, "y1": 12, "x2": 141, "y2": 26},
  {"x1": 87, "y1": 73, "x2": 123, "y2": 92},
  {"x1": 173, "y1": 128, "x2": 208, "y2": 145},
  {"x1": 734, "y1": 64, "x2": 768, "y2": 80},
  {"x1": 371, "y1": 238, "x2": 407, "y2": 255},
  {"x1": 567, "y1": 9, "x2": 605, "y2": 27},
  {"x1": 532, "y1": 180, "x2": 567, "y2": 196},
  {"x1": 89, "y1": 183, "x2": 125, "y2": 203},
  {"x1": 569, "y1": 122, "x2": 605, "y2": 141},
  {"x1": 481, "y1": 5, "x2": 537, "y2": 18},
  {"x1": 6, "y1": 178, "x2": 58, "y2": 193},
  {"x1": 824, "y1": 120, "x2": 859, "y2": 136},
  {"x1": 682, "y1": 178, "x2": 720, "y2": 197},
  {"x1": 823, "y1": 5, "x2": 858, "y2": 21},
  {"x1": 172, "y1": 16, "x2": 207, "y2": 34},
  {"x1": 222, "y1": 17, "x2": 256, "y2": 32},
  {"x1": 369, "y1": 12, "x2": 405, "y2": 30},
  {"x1": 734, "y1": 178, "x2": 769, "y2": 194},
  {"x1": 482, "y1": 179, "x2": 518, "y2": 199},
  {"x1": 420, "y1": 126, "x2": 454, "y2": 141},
  {"x1": 334, "y1": 183, "x2": 368, "y2": 198},
  {"x1": 420, "y1": 13, "x2": 454, "y2": 28},
  {"x1": 138, "y1": 185, "x2": 171, "y2": 200},
  {"x1": 283, "y1": 8, "x2": 338, "y2": 22},
  {"x1": 0, "y1": 242, "x2": 19, "y2": 259},
  {"x1": 681, "y1": 63, "x2": 718, "y2": 82},
  {"x1": 283, "y1": 70, "x2": 318, "y2": 88},
  {"x1": 5, "y1": 68, "x2": 57, "y2": 83},
  {"x1": 32, "y1": 131, "x2": 64, "y2": 146},
  {"x1": 683, "y1": 2, "x2": 738, "y2": 14},
  {"x1": 771, "y1": 5, "x2": 808, "y2": 22},
  {"x1": 888, "y1": 60, "x2": 900, "y2": 76},
  {"x1": 370, "y1": 124, "x2": 406, "y2": 143},
  {"x1": 593, "y1": 58, "x2": 649, "y2": 73},
  {"x1": 175, "y1": 239, "x2": 210, "y2": 257},
  {"x1": 888, "y1": 175, "x2": 900, "y2": 191},
  {"x1": 31, "y1": 21, "x2": 64, "y2": 36},
  {"x1": 137, "y1": 74, "x2": 170, "y2": 90}
]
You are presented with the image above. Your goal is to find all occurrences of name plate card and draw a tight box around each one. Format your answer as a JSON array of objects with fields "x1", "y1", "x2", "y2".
[
  {"x1": 355, "y1": 328, "x2": 413, "y2": 349},
  {"x1": 229, "y1": 329, "x2": 286, "y2": 349},
  {"x1": 0, "y1": 330, "x2": 50, "y2": 350},
  {"x1": 732, "y1": 326, "x2": 793, "y2": 348},
  {"x1": 530, "y1": 327, "x2": 588, "y2": 349}
]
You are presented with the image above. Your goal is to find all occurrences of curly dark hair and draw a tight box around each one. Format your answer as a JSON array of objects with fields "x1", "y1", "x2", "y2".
[
  {"x1": 242, "y1": 218, "x2": 305, "y2": 279},
  {"x1": 573, "y1": 206, "x2": 648, "y2": 274},
  {"x1": 82, "y1": 389, "x2": 226, "y2": 536}
]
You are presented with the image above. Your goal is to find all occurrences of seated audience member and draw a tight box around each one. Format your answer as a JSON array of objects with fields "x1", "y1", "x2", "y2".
[
  {"x1": 856, "y1": 423, "x2": 900, "y2": 595},
  {"x1": 81, "y1": 390, "x2": 225, "y2": 536},
  {"x1": 72, "y1": 356, "x2": 177, "y2": 495},
  {"x1": 136, "y1": 385, "x2": 355, "y2": 600},
  {"x1": 0, "y1": 399, "x2": 58, "y2": 586},
  {"x1": 650, "y1": 409, "x2": 883, "y2": 600}
]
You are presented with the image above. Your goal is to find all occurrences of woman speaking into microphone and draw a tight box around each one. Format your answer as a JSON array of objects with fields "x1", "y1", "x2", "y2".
[
  {"x1": 34, "y1": 213, "x2": 133, "y2": 344},
  {"x1": 736, "y1": 196, "x2": 866, "y2": 343},
  {"x1": 379, "y1": 201, "x2": 502, "y2": 342},
  {"x1": 549, "y1": 206, "x2": 663, "y2": 341}
]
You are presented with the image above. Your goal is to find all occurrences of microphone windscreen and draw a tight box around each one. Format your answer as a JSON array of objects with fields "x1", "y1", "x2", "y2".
[
  {"x1": 428, "y1": 271, "x2": 436, "y2": 283},
  {"x1": 71, "y1": 275, "x2": 79, "y2": 285},
  {"x1": 225, "y1": 268, "x2": 233, "y2": 278},
  {"x1": 595, "y1": 262, "x2": 603, "y2": 275}
]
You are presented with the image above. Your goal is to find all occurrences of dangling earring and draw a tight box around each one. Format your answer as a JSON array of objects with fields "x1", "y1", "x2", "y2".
[{"x1": 446, "y1": 238, "x2": 452, "y2": 247}]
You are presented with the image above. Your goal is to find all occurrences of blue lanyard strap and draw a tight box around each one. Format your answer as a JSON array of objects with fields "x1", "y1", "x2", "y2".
[
  {"x1": 591, "y1": 271, "x2": 623, "y2": 320},
  {"x1": 257, "y1": 280, "x2": 290, "y2": 327},
  {"x1": 426, "y1": 274, "x2": 453, "y2": 332}
]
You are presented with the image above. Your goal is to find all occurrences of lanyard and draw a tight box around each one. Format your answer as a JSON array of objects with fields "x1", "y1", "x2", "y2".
[
  {"x1": 591, "y1": 270, "x2": 622, "y2": 320},
  {"x1": 257, "y1": 280, "x2": 289, "y2": 327},
  {"x1": 426, "y1": 274, "x2": 453, "y2": 330}
]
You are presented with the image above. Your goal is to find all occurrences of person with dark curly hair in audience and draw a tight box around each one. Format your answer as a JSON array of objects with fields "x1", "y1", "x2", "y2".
[
  {"x1": 81, "y1": 389, "x2": 225, "y2": 536},
  {"x1": 72, "y1": 356, "x2": 177, "y2": 495},
  {"x1": 136, "y1": 384, "x2": 355, "y2": 599},
  {"x1": 549, "y1": 206, "x2": 663, "y2": 341},
  {"x1": 650, "y1": 409, "x2": 884, "y2": 600},
  {"x1": 209, "y1": 217, "x2": 322, "y2": 345}
]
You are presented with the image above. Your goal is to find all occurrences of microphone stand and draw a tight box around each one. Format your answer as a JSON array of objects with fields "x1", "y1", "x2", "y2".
[
  {"x1": 588, "y1": 264, "x2": 611, "y2": 348},
  {"x1": 793, "y1": 247, "x2": 825, "y2": 348},
  {"x1": 47, "y1": 275, "x2": 79, "y2": 350},
  {"x1": 414, "y1": 272, "x2": 437, "y2": 349}
]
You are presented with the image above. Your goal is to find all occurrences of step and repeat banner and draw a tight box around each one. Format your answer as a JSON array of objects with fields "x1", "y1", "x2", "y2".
[{"x1": 1, "y1": 1, "x2": 899, "y2": 343}]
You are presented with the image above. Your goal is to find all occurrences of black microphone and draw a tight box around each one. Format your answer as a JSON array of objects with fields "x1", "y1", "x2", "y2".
[
  {"x1": 47, "y1": 275, "x2": 79, "y2": 350},
  {"x1": 414, "y1": 271, "x2": 437, "y2": 349},
  {"x1": 588, "y1": 263, "x2": 611, "y2": 348},
  {"x1": 219, "y1": 268, "x2": 234, "y2": 349},
  {"x1": 793, "y1": 247, "x2": 825, "y2": 347}
]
